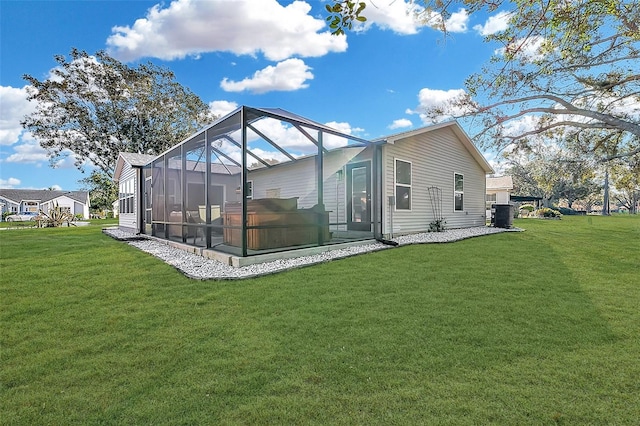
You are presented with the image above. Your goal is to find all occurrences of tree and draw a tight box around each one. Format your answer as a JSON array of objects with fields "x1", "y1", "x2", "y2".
[
  {"x1": 610, "y1": 155, "x2": 640, "y2": 213},
  {"x1": 22, "y1": 49, "x2": 213, "y2": 178},
  {"x1": 325, "y1": 1, "x2": 367, "y2": 35},
  {"x1": 330, "y1": 0, "x2": 640, "y2": 162},
  {"x1": 506, "y1": 145, "x2": 600, "y2": 207},
  {"x1": 78, "y1": 170, "x2": 118, "y2": 215},
  {"x1": 555, "y1": 161, "x2": 601, "y2": 209}
]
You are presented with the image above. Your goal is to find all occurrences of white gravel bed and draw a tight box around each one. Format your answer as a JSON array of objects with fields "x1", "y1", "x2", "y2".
[{"x1": 103, "y1": 226, "x2": 518, "y2": 280}]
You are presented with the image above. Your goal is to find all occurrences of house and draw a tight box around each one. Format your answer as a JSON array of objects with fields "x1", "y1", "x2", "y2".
[
  {"x1": 116, "y1": 106, "x2": 493, "y2": 262},
  {"x1": 486, "y1": 175, "x2": 513, "y2": 210},
  {"x1": 113, "y1": 152, "x2": 157, "y2": 233},
  {"x1": 0, "y1": 189, "x2": 90, "y2": 219}
]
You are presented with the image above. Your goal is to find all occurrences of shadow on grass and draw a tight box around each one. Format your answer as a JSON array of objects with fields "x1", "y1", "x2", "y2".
[{"x1": 193, "y1": 230, "x2": 619, "y2": 423}]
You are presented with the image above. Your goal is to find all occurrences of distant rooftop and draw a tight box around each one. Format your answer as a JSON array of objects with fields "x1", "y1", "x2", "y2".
[
  {"x1": 487, "y1": 176, "x2": 513, "y2": 190},
  {"x1": 0, "y1": 188, "x2": 89, "y2": 204}
]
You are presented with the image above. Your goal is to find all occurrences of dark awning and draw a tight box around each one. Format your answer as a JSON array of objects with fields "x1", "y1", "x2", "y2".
[{"x1": 510, "y1": 195, "x2": 543, "y2": 202}]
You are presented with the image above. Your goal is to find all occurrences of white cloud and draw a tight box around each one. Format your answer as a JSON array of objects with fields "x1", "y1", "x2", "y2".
[
  {"x1": 3, "y1": 134, "x2": 49, "y2": 164},
  {"x1": 473, "y1": 11, "x2": 512, "y2": 36},
  {"x1": 324, "y1": 121, "x2": 364, "y2": 136},
  {"x1": 601, "y1": 94, "x2": 640, "y2": 119},
  {"x1": 2, "y1": 131, "x2": 84, "y2": 169},
  {"x1": 443, "y1": 9, "x2": 469, "y2": 33},
  {"x1": 388, "y1": 118, "x2": 413, "y2": 129},
  {"x1": 220, "y1": 59, "x2": 313, "y2": 94},
  {"x1": 245, "y1": 147, "x2": 291, "y2": 164},
  {"x1": 323, "y1": 121, "x2": 364, "y2": 149},
  {"x1": 0, "y1": 85, "x2": 35, "y2": 146},
  {"x1": 209, "y1": 100, "x2": 238, "y2": 118},
  {"x1": 355, "y1": 0, "x2": 424, "y2": 34},
  {"x1": 409, "y1": 87, "x2": 472, "y2": 123},
  {"x1": 502, "y1": 115, "x2": 540, "y2": 138},
  {"x1": 356, "y1": 2, "x2": 469, "y2": 34},
  {"x1": 488, "y1": 159, "x2": 508, "y2": 175},
  {"x1": 495, "y1": 35, "x2": 546, "y2": 61},
  {"x1": 0, "y1": 177, "x2": 21, "y2": 188},
  {"x1": 106, "y1": 0, "x2": 347, "y2": 62},
  {"x1": 417, "y1": 8, "x2": 469, "y2": 33},
  {"x1": 216, "y1": 117, "x2": 364, "y2": 161}
]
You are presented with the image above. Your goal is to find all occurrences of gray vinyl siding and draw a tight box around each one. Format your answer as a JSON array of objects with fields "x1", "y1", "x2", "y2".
[
  {"x1": 118, "y1": 162, "x2": 138, "y2": 232},
  {"x1": 249, "y1": 147, "x2": 371, "y2": 227},
  {"x1": 382, "y1": 127, "x2": 487, "y2": 235}
]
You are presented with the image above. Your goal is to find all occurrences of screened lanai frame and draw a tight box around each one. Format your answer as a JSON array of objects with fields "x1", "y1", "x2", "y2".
[{"x1": 144, "y1": 106, "x2": 383, "y2": 257}]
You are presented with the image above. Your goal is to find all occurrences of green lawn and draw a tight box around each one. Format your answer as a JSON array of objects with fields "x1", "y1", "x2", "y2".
[
  {"x1": 1, "y1": 216, "x2": 639, "y2": 424},
  {"x1": 0, "y1": 217, "x2": 118, "y2": 229}
]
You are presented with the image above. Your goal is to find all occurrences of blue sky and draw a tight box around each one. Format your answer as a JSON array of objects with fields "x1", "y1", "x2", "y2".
[{"x1": 0, "y1": 0, "x2": 510, "y2": 190}]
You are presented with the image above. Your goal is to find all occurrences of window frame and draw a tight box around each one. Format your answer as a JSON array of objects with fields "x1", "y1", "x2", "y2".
[
  {"x1": 246, "y1": 180, "x2": 253, "y2": 199},
  {"x1": 23, "y1": 201, "x2": 39, "y2": 213},
  {"x1": 394, "y1": 158, "x2": 412, "y2": 211},
  {"x1": 119, "y1": 177, "x2": 135, "y2": 214},
  {"x1": 454, "y1": 173, "x2": 464, "y2": 212}
]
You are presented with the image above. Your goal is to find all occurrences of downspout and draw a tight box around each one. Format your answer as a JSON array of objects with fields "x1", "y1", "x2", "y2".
[{"x1": 389, "y1": 197, "x2": 394, "y2": 239}]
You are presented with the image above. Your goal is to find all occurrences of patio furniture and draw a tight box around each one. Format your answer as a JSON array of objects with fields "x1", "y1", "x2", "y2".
[{"x1": 223, "y1": 198, "x2": 330, "y2": 250}]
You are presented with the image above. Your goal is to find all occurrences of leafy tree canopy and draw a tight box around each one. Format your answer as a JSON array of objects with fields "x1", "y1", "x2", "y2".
[
  {"x1": 78, "y1": 170, "x2": 117, "y2": 213},
  {"x1": 506, "y1": 146, "x2": 601, "y2": 208},
  {"x1": 330, "y1": 0, "x2": 640, "y2": 162},
  {"x1": 610, "y1": 155, "x2": 640, "y2": 212},
  {"x1": 22, "y1": 49, "x2": 214, "y2": 177}
]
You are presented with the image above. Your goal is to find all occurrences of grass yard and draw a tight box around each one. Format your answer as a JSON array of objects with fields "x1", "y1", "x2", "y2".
[{"x1": 1, "y1": 215, "x2": 639, "y2": 424}]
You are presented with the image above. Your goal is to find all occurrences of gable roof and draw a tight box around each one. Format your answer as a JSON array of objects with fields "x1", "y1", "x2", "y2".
[
  {"x1": 0, "y1": 189, "x2": 89, "y2": 205},
  {"x1": 487, "y1": 176, "x2": 514, "y2": 190},
  {"x1": 374, "y1": 121, "x2": 495, "y2": 174},
  {"x1": 120, "y1": 152, "x2": 156, "y2": 166},
  {"x1": 114, "y1": 152, "x2": 157, "y2": 181}
]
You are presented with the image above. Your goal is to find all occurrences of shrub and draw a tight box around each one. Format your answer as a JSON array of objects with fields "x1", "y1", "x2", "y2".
[
  {"x1": 428, "y1": 218, "x2": 446, "y2": 232},
  {"x1": 556, "y1": 207, "x2": 580, "y2": 215},
  {"x1": 535, "y1": 207, "x2": 563, "y2": 218},
  {"x1": 38, "y1": 203, "x2": 76, "y2": 227},
  {"x1": 519, "y1": 204, "x2": 535, "y2": 212}
]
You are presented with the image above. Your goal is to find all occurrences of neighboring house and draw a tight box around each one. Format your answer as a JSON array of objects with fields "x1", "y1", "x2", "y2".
[
  {"x1": 0, "y1": 189, "x2": 90, "y2": 219},
  {"x1": 113, "y1": 152, "x2": 157, "y2": 233},
  {"x1": 486, "y1": 176, "x2": 513, "y2": 208},
  {"x1": 116, "y1": 106, "x2": 493, "y2": 260}
]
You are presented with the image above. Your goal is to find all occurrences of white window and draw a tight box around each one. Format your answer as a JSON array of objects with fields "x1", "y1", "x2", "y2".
[
  {"x1": 24, "y1": 201, "x2": 39, "y2": 213},
  {"x1": 119, "y1": 178, "x2": 135, "y2": 214},
  {"x1": 246, "y1": 181, "x2": 253, "y2": 199},
  {"x1": 395, "y1": 159, "x2": 412, "y2": 210},
  {"x1": 454, "y1": 173, "x2": 464, "y2": 211}
]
